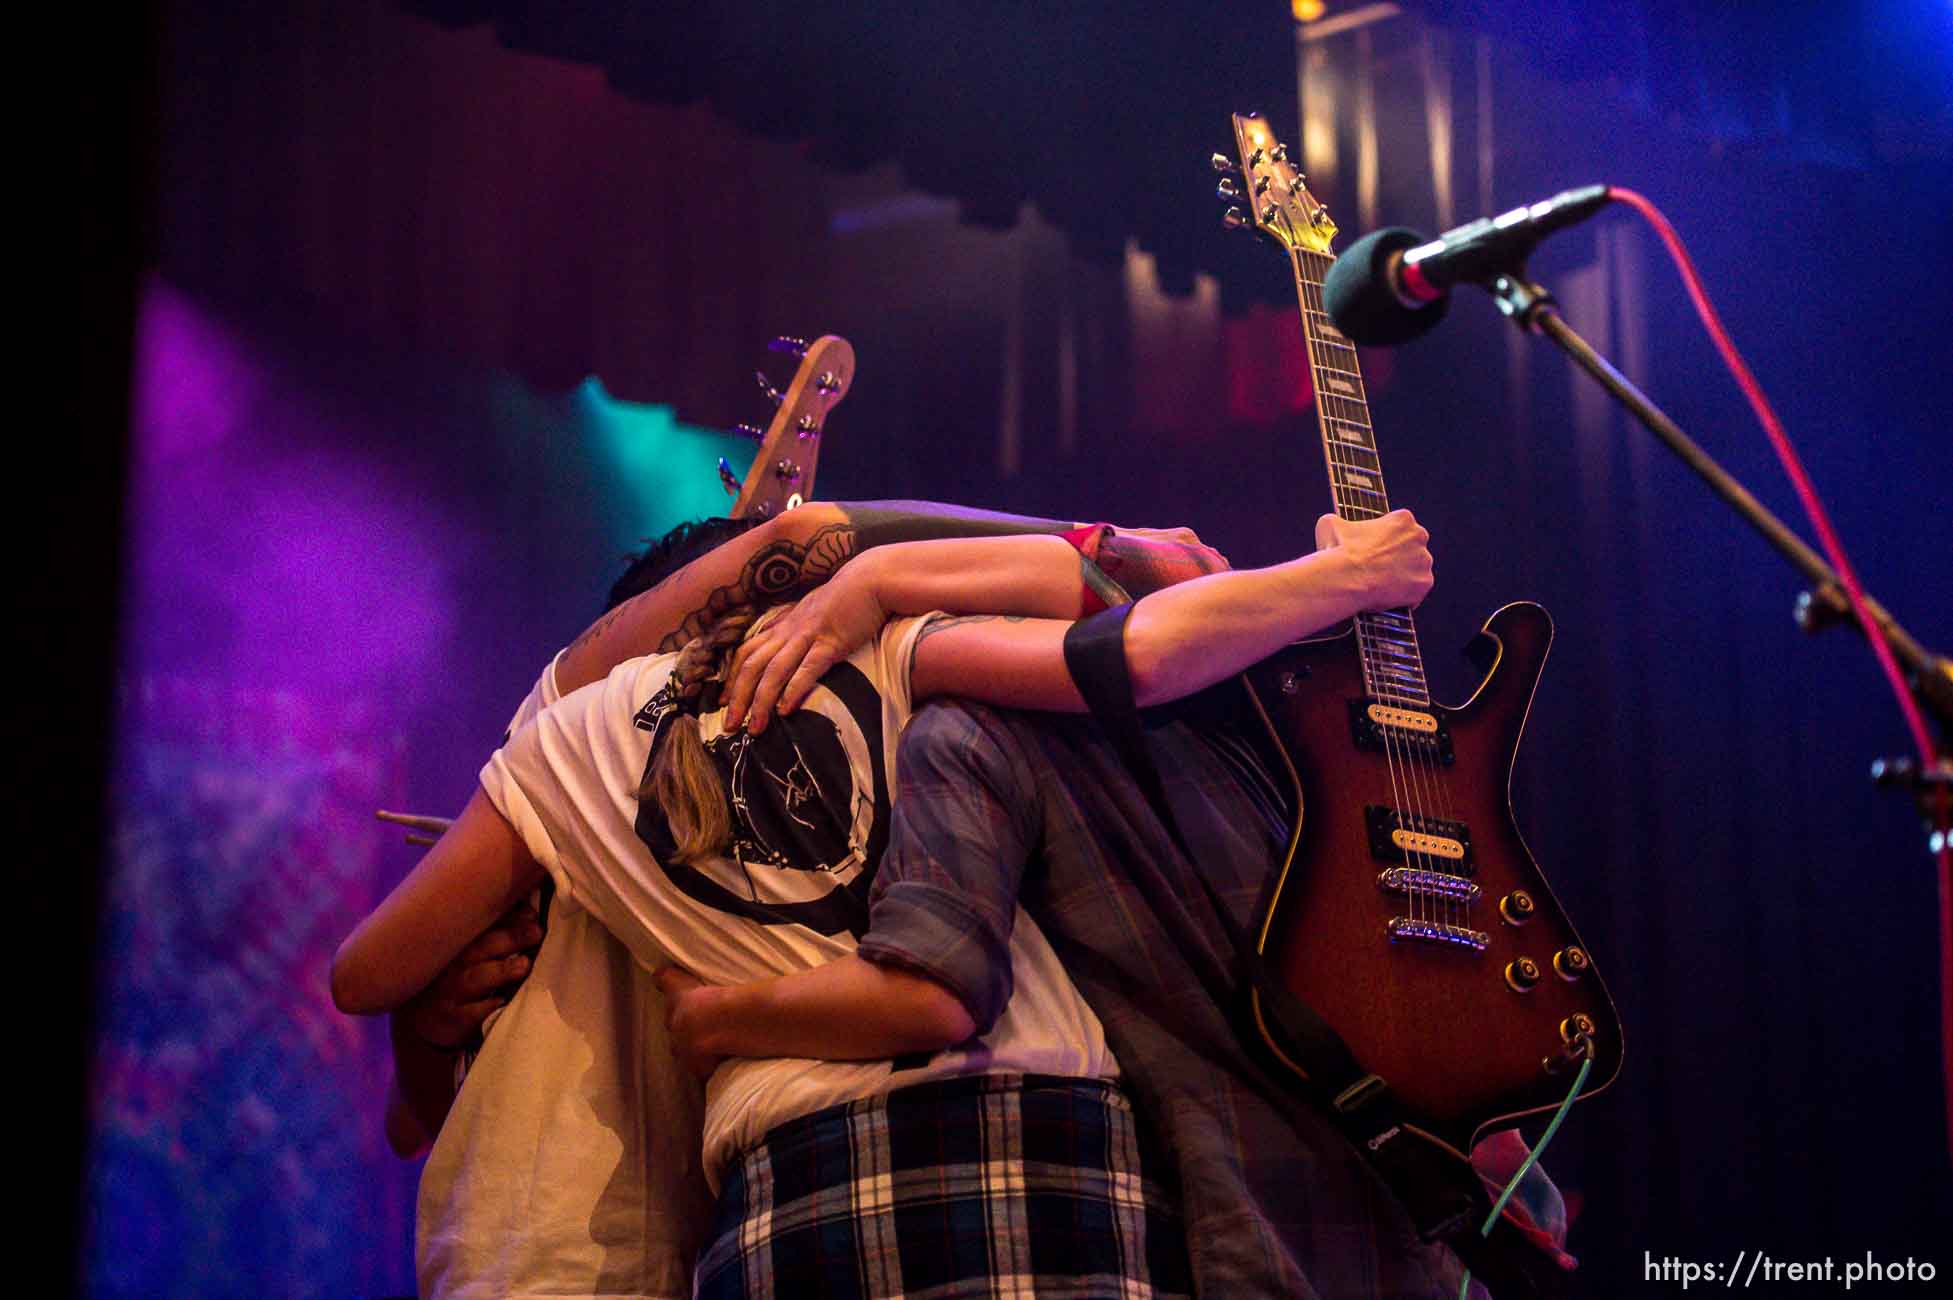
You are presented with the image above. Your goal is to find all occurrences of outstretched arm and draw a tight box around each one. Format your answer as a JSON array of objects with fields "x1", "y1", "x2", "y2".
[
  {"x1": 727, "y1": 509, "x2": 1433, "y2": 720},
  {"x1": 907, "y1": 511, "x2": 1430, "y2": 709}
]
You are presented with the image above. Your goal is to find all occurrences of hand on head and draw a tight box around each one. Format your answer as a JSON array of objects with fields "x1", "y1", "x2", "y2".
[{"x1": 721, "y1": 559, "x2": 890, "y2": 734}]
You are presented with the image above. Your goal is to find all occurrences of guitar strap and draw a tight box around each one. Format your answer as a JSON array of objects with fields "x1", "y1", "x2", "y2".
[{"x1": 1061, "y1": 603, "x2": 1571, "y2": 1300}]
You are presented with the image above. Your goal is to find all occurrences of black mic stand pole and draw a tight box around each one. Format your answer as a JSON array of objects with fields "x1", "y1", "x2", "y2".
[
  {"x1": 1483, "y1": 271, "x2": 1953, "y2": 801},
  {"x1": 1484, "y1": 267, "x2": 1953, "y2": 1161}
]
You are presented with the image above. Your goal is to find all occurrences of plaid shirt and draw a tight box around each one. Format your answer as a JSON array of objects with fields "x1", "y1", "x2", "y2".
[{"x1": 858, "y1": 694, "x2": 1471, "y2": 1298}]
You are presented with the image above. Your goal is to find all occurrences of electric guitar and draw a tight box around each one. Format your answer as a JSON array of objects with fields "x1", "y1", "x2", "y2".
[{"x1": 1220, "y1": 112, "x2": 1622, "y2": 1158}]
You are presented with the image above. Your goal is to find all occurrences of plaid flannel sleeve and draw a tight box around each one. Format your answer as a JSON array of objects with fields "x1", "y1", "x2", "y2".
[{"x1": 857, "y1": 702, "x2": 1043, "y2": 1032}]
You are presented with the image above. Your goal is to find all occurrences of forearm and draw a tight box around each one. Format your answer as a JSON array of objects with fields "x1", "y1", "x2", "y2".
[
  {"x1": 675, "y1": 955, "x2": 975, "y2": 1063},
  {"x1": 556, "y1": 505, "x2": 854, "y2": 692},
  {"x1": 863, "y1": 534, "x2": 1091, "y2": 622},
  {"x1": 838, "y1": 500, "x2": 1076, "y2": 549},
  {"x1": 1125, "y1": 547, "x2": 1371, "y2": 705},
  {"x1": 332, "y1": 790, "x2": 542, "y2": 1016}
]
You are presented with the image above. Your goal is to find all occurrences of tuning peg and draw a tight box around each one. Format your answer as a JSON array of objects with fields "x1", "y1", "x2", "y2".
[
  {"x1": 774, "y1": 459, "x2": 802, "y2": 485},
  {"x1": 1216, "y1": 177, "x2": 1241, "y2": 200},
  {"x1": 795, "y1": 414, "x2": 820, "y2": 439},
  {"x1": 732, "y1": 422, "x2": 765, "y2": 442},
  {"x1": 814, "y1": 370, "x2": 842, "y2": 394},
  {"x1": 768, "y1": 336, "x2": 808, "y2": 358},
  {"x1": 755, "y1": 371, "x2": 782, "y2": 405},
  {"x1": 1271, "y1": 143, "x2": 1288, "y2": 163},
  {"x1": 716, "y1": 456, "x2": 739, "y2": 497},
  {"x1": 1221, "y1": 206, "x2": 1249, "y2": 231},
  {"x1": 1209, "y1": 152, "x2": 1238, "y2": 174}
]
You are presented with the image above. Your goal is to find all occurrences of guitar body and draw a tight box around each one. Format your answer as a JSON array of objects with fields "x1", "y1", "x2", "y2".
[{"x1": 1246, "y1": 602, "x2": 1622, "y2": 1154}]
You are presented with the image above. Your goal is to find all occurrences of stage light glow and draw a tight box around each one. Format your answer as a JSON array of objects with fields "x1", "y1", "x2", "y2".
[{"x1": 574, "y1": 376, "x2": 755, "y2": 546}]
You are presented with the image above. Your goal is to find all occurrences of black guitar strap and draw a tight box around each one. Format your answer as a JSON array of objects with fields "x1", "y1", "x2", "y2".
[{"x1": 1061, "y1": 603, "x2": 1572, "y2": 1300}]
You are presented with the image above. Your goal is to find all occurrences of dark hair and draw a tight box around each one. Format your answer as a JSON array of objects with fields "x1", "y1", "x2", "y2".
[{"x1": 605, "y1": 516, "x2": 762, "y2": 613}]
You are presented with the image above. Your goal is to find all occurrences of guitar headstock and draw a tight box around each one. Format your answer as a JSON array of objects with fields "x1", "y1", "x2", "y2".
[
  {"x1": 1213, "y1": 112, "x2": 1337, "y2": 256},
  {"x1": 723, "y1": 334, "x2": 855, "y2": 519}
]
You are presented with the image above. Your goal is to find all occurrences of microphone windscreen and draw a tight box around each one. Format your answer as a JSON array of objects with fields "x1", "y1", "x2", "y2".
[{"x1": 1322, "y1": 227, "x2": 1449, "y2": 346}]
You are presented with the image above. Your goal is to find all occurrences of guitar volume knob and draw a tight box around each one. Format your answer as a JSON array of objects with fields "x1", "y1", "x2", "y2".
[
  {"x1": 1499, "y1": 890, "x2": 1536, "y2": 925},
  {"x1": 1504, "y1": 956, "x2": 1541, "y2": 993},
  {"x1": 1553, "y1": 946, "x2": 1591, "y2": 981}
]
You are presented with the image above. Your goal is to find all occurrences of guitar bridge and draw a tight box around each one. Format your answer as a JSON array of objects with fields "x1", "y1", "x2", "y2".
[
  {"x1": 1377, "y1": 867, "x2": 1481, "y2": 903},
  {"x1": 1387, "y1": 918, "x2": 1490, "y2": 951}
]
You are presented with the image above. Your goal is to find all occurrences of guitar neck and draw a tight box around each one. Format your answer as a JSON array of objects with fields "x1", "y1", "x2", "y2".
[{"x1": 1289, "y1": 247, "x2": 1433, "y2": 708}]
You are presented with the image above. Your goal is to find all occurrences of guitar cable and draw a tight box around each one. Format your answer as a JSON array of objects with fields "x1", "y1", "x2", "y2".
[
  {"x1": 1608, "y1": 187, "x2": 1953, "y2": 1160},
  {"x1": 1456, "y1": 1047, "x2": 1594, "y2": 1300}
]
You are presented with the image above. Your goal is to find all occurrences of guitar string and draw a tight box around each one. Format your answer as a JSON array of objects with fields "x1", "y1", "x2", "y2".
[
  {"x1": 1298, "y1": 253, "x2": 1440, "y2": 933},
  {"x1": 1302, "y1": 254, "x2": 1463, "y2": 935},
  {"x1": 1289, "y1": 248, "x2": 1425, "y2": 927},
  {"x1": 1293, "y1": 250, "x2": 1443, "y2": 933},
  {"x1": 1298, "y1": 248, "x2": 1465, "y2": 935},
  {"x1": 1297, "y1": 253, "x2": 1447, "y2": 934}
]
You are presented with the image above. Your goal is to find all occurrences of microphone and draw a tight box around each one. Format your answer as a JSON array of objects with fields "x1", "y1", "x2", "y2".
[{"x1": 1322, "y1": 185, "x2": 1613, "y2": 345}]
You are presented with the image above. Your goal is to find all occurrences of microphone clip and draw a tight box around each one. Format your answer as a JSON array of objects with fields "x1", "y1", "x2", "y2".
[{"x1": 1486, "y1": 273, "x2": 1559, "y2": 334}]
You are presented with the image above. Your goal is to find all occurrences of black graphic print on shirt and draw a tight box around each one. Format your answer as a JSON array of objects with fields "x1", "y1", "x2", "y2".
[{"x1": 633, "y1": 660, "x2": 889, "y2": 938}]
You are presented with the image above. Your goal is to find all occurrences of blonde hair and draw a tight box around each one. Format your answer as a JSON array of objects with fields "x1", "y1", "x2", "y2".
[{"x1": 642, "y1": 607, "x2": 760, "y2": 863}]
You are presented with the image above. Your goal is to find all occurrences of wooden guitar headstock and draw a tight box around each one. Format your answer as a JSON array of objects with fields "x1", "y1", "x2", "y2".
[
  {"x1": 1214, "y1": 112, "x2": 1338, "y2": 256},
  {"x1": 723, "y1": 334, "x2": 855, "y2": 519}
]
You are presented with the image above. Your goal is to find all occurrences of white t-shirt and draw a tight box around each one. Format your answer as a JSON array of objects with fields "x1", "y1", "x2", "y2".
[
  {"x1": 416, "y1": 655, "x2": 711, "y2": 1300},
  {"x1": 481, "y1": 615, "x2": 1117, "y2": 1185}
]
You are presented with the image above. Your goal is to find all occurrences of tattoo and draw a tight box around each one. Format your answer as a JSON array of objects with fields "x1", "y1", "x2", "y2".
[
  {"x1": 655, "y1": 523, "x2": 859, "y2": 653},
  {"x1": 838, "y1": 501, "x2": 1069, "y2": 550},
  {"x1": 914, "y1": 613, "x2": 1026, "y2": 644},
  {"x1": 908, "y1": 612, "x2": 1031, "y2": 690},
  {"x1": 565, "y1": 568, "x2": 677, "y2": 658}
]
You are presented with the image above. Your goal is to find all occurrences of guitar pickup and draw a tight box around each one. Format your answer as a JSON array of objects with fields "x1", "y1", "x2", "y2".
[
  {"x1": 1348, "y1": 698, "x2": 1454, "y2": 764},
  {"x1": 1366, "y1": 805, "x2": 1473, "y2": 871}
]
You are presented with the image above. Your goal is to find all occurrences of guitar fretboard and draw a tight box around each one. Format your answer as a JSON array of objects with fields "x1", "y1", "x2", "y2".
[{"x1": 1292, "y1": 247, "x2": 1432, "y2": 708}]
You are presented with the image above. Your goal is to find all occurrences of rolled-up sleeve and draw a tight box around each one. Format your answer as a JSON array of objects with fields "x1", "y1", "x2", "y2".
[{"x1": 857, "y1": 701, "x2": 1043, "y2": 1032}]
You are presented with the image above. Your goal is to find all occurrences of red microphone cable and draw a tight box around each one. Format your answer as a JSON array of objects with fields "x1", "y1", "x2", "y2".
[{"x1": 1607, "y1": 186, "x2": 1952, "y2": 1154}]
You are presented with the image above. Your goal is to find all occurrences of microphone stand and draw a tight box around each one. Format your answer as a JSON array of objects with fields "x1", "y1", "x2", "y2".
[
  {"x1": 1483, "y1": 271, "x2": 1953, "y2": 798},
  {"x1": 1484, "y1": 268, "x2": 1953, "y2": 1161}
]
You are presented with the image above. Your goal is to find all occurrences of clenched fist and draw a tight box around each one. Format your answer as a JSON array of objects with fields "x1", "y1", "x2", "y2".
[{"x1": 1315, "y1": 509, "x2": 1434, "y2": 611}]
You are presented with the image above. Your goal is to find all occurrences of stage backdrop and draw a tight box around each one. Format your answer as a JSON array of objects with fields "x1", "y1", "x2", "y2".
[{"x1": 87, "y1": 1, "x2": 1950, "y2": 1294}]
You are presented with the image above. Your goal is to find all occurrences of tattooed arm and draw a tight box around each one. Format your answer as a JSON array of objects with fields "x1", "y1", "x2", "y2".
[
  {"x1": 719, "y1": 535, "x2": 1093, "y2": 730},
  {"x1": 554, "y1": 506, "x2": 857, "y2": 694},
  {"x1": 554, "y1": 500, "x2": 1164, "y2": 696}
]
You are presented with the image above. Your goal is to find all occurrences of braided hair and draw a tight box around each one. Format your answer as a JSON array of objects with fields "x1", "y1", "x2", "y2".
[{"x1": 641, "y1": 606, "x2": 762, "y2": 864}]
